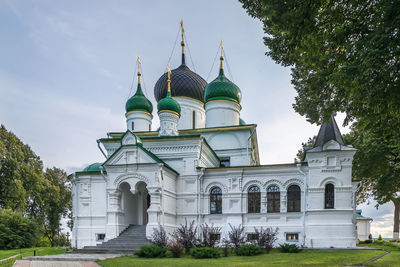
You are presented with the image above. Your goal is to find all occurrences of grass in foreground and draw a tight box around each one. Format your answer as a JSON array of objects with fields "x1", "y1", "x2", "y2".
[
  {"x1": 97, "y1": 249, "x2": 383, "y2": 267},
  {"x1": 0, "y1": 247, "x2": 65, "y2": 267},
  {"x1": 359, "y1": 242, "x2": 400, "y2": 267}
]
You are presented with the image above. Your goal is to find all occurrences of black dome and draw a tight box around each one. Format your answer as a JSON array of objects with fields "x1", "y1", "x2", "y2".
[{"x1": 154, "y1": 60, "x2": 208, "y2": 103}]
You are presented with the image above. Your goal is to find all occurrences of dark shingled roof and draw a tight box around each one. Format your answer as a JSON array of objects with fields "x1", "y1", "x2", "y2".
[
  {"x1": 314, "y1": 115, "x2": 345, "y2": 148},
  {"x1": 154, "y1": 54, "x2": 207, "y2": 102}
]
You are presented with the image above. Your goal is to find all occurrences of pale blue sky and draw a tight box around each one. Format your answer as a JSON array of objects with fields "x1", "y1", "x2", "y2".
[{"x1": 0, "y1": 0, "x2": 393, "y2": 237}]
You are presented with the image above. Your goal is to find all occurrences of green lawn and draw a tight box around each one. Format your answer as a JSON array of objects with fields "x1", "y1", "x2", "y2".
[
  {"x1": 0, "y1": 247, "x2": 65, "y2": 267},
  {"x1": 97, "y1": 249, "x2": 384, "y2": 267},
  {"x1": 359, "y1": 242, "x2": 400, "y2": 267}
]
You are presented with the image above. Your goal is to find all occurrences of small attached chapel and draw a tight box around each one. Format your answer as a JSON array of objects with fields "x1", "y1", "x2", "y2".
[{"x1": 71, "y1": 23, "x2": 359, "y2": 249}]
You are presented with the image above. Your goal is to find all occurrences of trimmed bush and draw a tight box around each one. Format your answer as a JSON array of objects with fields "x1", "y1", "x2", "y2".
[
  {"x1": 279, "y1": 243, "x2": 302, "y2": 253},
  {"x1": 167, "y1": 239, "x2": 184, "y2": 258},
  {"x1": 0, "y1": 209, "x2": 39, "y2": 249},
  {"x1": 235, "y1": 244, "x2": 263, "y2": 256},
  {"x1": 135, "y1": 244, "x2": 167, "y2": 258},
  {"x1": 190, "y1": 247, "x2": 221, "y2": 259}
]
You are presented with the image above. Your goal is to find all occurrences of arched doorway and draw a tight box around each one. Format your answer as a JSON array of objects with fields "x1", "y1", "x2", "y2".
[{"x1": 119, "y1": 181, "x2": 150, "y2": 226}]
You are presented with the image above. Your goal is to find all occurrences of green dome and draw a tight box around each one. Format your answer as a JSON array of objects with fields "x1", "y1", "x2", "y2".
[
  {"x1": 82, "y1": 163, "x2": 102, "y2": 173},
  {"x1": 204, "y1": 69, "x2": 241, "y2": 103},
  {"x1": 125, "y1": 83, "x2": 153, "y2": 114},
  {"x1": 157, "y1": 91, "x2": 181, "y2": 116}
]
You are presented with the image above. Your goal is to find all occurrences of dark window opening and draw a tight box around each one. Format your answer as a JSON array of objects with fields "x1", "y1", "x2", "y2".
[
  {"x1": 210, "y1": 233, "x2": 221, "y2": 243},
  {"x1": 287, "y1": 185, "x2": 301, "y2": 212},
  {"x1": 210, "y1": 187, "x2": 222, "y2": 214},
  {"x1": 325, "y1": 183, "x2": 334, "y2": 209},
  {"x1": 267, "y1": 185, "x2": 280, "y2": 213},
  {"x1": 149, "y1": 125, "x2": 151, "y2": 131},
  {"x1": 192, "y1": 110, "x2": 196, "y2": 129},
  {"x1": 220, "y1": 159, "x2": 230, "y2": 167},
  {"x1": 96, "y1": 233, "x2": 105, "y2": 241},
  {"x1": 131, "y1": 122, "x2": 134, "y2": 130},
  {"x1": 248, "y1": 186, "x2": 261, "y2": 213},
  {"x1": 247, "y1": 233, "x2": 258, "y2": 241}
]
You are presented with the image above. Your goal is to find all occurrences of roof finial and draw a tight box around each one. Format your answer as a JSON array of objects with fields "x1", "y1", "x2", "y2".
[
  {"x1": 180, "y1": 19, "x2": 185, "y2": 54},
  {"x1": 180, "y1": 20, "x2": 186, "y2": 65},
  {"x1": 136, "y1": 55, "x2": 142, "y2": 84},
  {"x1": 167, "y1": 64, "x2": 172, "y2": 95},
  {"x1": 220, "y1": 40, "x2": 224, "y2": 70}
]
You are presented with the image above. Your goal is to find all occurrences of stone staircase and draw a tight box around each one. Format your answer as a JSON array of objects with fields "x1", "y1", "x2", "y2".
[{"x1": 75, "y1": 225, "x2": 150, "y2": 254}]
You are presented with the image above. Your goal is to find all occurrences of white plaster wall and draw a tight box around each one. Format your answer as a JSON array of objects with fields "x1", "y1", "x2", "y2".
[
  {"x1": 126, "y1": 111, "x2": 152, "y2": 132},
  {"x1": 174, "y1": 97, "x2": 205, "y2": 130},
  {"x1": 357, "y1": 220, "x2": 371, "y2": 240},
  {"x1": 205, "y1": 100, "x2": 240, "y2": 128}
]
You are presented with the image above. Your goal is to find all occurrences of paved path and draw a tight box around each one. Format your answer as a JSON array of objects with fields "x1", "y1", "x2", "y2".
[
  {"x1": 14, "y1": 254, "x2": 121, "y2": 267},
  {"x1": 14, "y1": 260, "x2": 101, "y2": 267}
]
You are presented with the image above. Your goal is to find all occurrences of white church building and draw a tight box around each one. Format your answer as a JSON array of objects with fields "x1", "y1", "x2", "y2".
[{"x1": 71, "y1": 26, "x2": 359, "y2": 249}]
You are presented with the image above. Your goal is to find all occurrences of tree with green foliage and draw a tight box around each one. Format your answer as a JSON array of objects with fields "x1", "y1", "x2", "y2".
[
  {"x1": 0, "y1": 209, "x2": 39, "y2": 249},
  {"x1": 240, "y1": 0, "x2": 400, "y2": 240},
  {"x1": 0, "y1": 125, "x2": 72, "y2": 247}
]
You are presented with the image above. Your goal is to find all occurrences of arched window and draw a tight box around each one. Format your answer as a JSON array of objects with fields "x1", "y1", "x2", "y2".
[
  {"x1": 325, "y1": 183, "x2": 334, "y2": 209},
  {"x1": 248, "y1": 186, "x2": 261, "y2": 213},
  {"x1": 267, "y1": 185, "x2": 280, "y2": 213},
  {"x1": 287, "y1": 185, "x2": 301, "y2": 212},
  {"x1": 210, "y1": 187, "x2": 222, "y2": 214}
]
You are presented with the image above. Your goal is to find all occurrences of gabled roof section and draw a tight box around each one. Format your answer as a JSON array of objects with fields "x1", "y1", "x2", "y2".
[
  {"x1": 103, "y1": 137, "x2": 179, "y2": 175},
  {"x1": 314, "y1": 115, "x2": 345, "y2": 148}
]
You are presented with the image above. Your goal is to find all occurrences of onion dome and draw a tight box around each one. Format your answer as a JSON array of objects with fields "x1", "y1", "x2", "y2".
[
  {"x1": 157, "y1": 66, "x2": 181, "y2": 116},
  {"x1": 154, "y1": 21, "x2": 207, "y2": 102},
  {"x1": 125, "y1": 72, "x2": 153, "y2": 114},
  {"x1": 204, "y1": 53, "x2": 241, "y2": 104}
]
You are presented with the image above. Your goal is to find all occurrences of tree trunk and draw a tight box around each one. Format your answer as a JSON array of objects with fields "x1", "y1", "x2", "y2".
[{"x1": 393, "y1": 200, "x2": 400, "y2": 241}]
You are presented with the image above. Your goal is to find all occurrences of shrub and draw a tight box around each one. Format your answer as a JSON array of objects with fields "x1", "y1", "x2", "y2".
[
  {"x1": 200, "y1": 223, "x2": 222, "y2": 247},
  {"x1": 135, "y1": 244, "x2": 167, "y2": 258},
  {"x1": 226, "y1": 224, "x2": 246, "y2": 249},
  {"x1": 190, "y1": 247, "x2": 221, "y2": 259},
  {"x1": 151, "y1": 227, "x2": 168, "y2": 247},
  {"x1": 364, "y1": 239, "x2": 372, "y2": 243},
  {"x1": 0, "y1": 209, "x2": 39, "y2": 249},
  {"x1": 378, "y1": 234, "x2": 383, "y2": 241},
  {"x1": 235, "y1": 243, "x2": 263, "y2": 256},
  {"x1": 279, "y1": 243, "x2": 302, "y2": 253},
  {"x1": 170, "y1": 219, "x2": 198, "y2": 253},
  {"x1": 167, "y1": 239, "x2": 184, "y2": 258},
  {"x1": 254, "y1": 227, "x2": 279, "y2": 252}
]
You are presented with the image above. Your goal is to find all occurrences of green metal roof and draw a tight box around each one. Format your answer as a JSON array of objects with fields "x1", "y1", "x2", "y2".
[
  {"x1": 239, "y1": 118, "x2": 246, "y2": 125},
  {"x1": 76, "y1": 162, "x2": 104, "y2": 174},
  {"x1": 125, "y1": 83, "x2": 153, "y2": 114},
  {"x1": 204, "y1": 68, "x2": 241, "y2": 103},
  {"x1": 356, "y1": 209, "x2": 373, "y2": 220},
  {"x1": 157, "y1": 91, "x2": 181, "y2": 115}
]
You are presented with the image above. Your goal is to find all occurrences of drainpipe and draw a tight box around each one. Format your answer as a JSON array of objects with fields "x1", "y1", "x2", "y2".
[
  {"x1": 97, "y1": 140, "x2": 107, "y2": 159},
  {"x1": 100, "y1": 166, "x2": 108, "y2": 240},
  {"x1": 158, "y1": 164, "x2": 165, "y2": 228},
  {"x1": 246, "y1": 125, "x2": 257, "y2": 164},
  {"x1": 353, "y1": 181, "x2": 362, "y2": 244},
  {"x1": 297, "y1": 163, "x2": 307, "y2": 247},
  {"x1": 197, "y1": 168, "x2": 205, "y2": 237}
]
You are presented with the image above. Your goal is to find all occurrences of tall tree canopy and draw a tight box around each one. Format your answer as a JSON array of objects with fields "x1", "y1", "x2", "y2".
[
  {"x1": 0, "y1": 125, "x2": 71, "y2": 246},
  {"x1": 239, "y1": 0, "x2": 400, "y2": 238}
]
